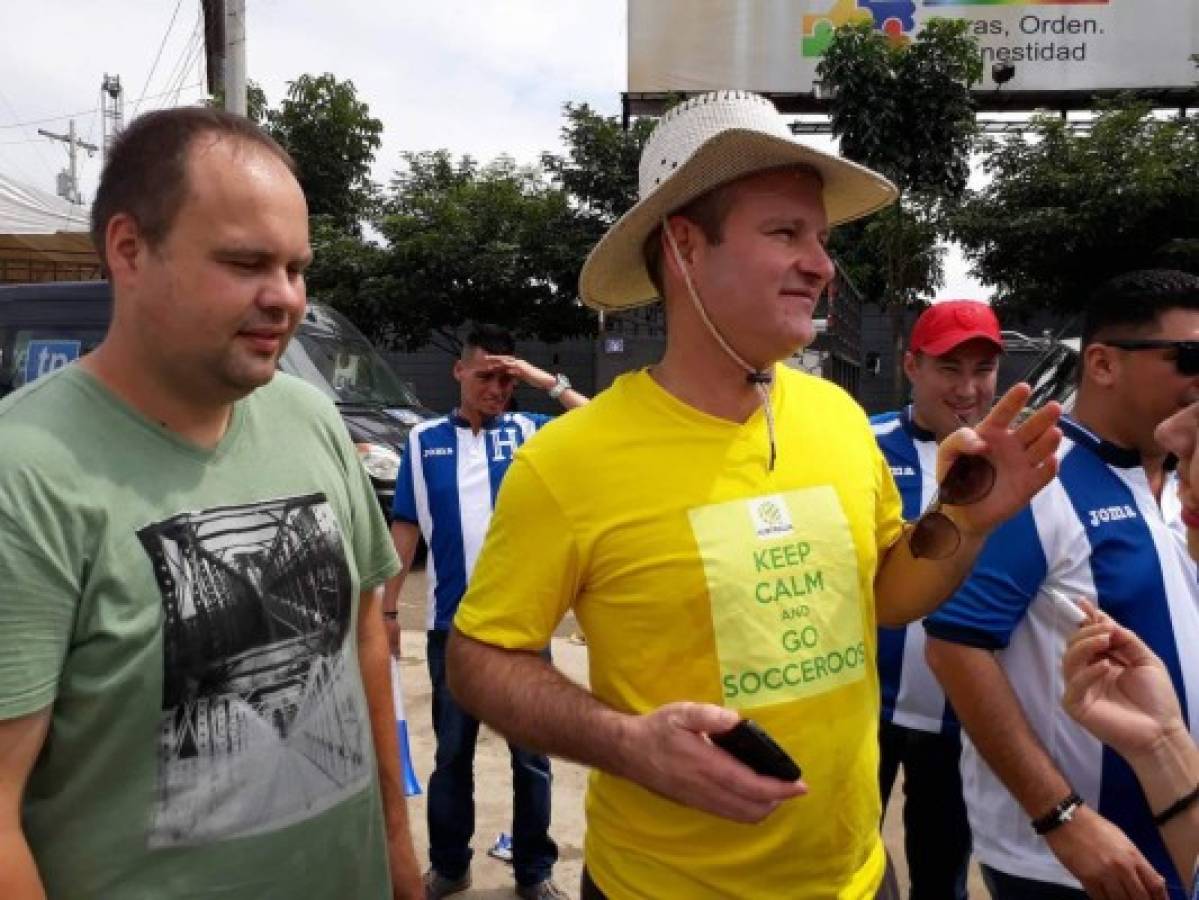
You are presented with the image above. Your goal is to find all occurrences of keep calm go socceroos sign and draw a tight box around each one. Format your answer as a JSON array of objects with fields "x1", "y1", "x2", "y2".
[
  {"x1": 628, "y1": 0, "x2": 1199, "y2": 95},
  {"x1": 688, "y1": 487, "x2": 868, "y2": 711}
]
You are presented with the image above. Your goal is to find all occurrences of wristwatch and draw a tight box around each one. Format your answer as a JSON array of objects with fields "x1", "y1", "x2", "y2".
[{"x1": 547, "y1": 373, "x2": 571, "y2": 400}]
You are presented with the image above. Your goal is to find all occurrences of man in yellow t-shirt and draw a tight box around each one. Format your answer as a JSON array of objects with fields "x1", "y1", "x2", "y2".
[{"x1": 448, "y1": 91, "x2": 1062, "y2": 899}]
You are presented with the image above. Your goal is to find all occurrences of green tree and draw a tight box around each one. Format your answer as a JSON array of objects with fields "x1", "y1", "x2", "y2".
[
  {"x1": 952, "y1": 102, "x2": 1199, "y2": 315},
  {"x1": 541, "y1": 102, "x2": 656, "y2": 226},
  {"x1": 364, "y1": 151, "x2": 594, "y2": 353},
  {"x1": 540, "y1": 102, "x2": 659, "y2": 333},
  {"x1": 818, "y1": 18, "x2": 982, "y2": 402},
  {"x1": 266, "y1": 73, "x2": 383, "y2": 233}
]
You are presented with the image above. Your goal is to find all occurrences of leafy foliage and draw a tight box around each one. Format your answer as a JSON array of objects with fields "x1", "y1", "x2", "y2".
[
  {"x1": 263, "y1": 87, "x2": 654, "y2": 349},
  {"x1": 819, "y1": 19, "x2": 982, "y2": 203},
  {"x1": 952, "y1": 102, "x2": 1199, "y2": 315},
  {"x1": 818, "y1": 19, "x2": 982, "y2": 402},
  {"x1": 265, "y1": 74, "x2": 383, "y2": 234}
]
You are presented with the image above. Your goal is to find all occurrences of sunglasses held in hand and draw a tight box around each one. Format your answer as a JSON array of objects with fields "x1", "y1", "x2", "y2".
[{"x1": 909, "y1": 453, "x2": 997, "y2": 560}]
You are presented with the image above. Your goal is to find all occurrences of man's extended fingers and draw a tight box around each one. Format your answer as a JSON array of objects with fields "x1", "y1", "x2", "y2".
[
  {"x1": 1015, "y1": 400, "x2": 1063, "y2": 449},
  {"x1": 1028, "y1": 455, "x2": 1060, "y2": 496},
  {"x1": 1025, "y1": 425, "x2": 1062, "y2": 467},
  {"x1": 979, "y1": 382, "x2": 1033, "y2": 432}
]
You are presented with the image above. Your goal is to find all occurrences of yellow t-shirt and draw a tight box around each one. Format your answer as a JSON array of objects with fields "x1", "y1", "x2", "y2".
[{"x1": 455, "y1": 366, "x2": 904, "y2": 899}]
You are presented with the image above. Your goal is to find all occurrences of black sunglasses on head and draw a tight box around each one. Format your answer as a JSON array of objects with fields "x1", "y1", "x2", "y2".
[{"x1": 1103, "y1": 339, "x2": 1199, "y2": 376}]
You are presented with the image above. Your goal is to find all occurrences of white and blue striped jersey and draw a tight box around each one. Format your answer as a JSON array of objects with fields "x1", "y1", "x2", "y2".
[
  {"x1": 871, "y1": 407, "x2": 956, "y2": 734},
  {"x1": 926, "y1": 416, "x2": 1199, "y2": 896},
  {"x1": 392, "y1": 410, "x2": 552, "y2": 631}
]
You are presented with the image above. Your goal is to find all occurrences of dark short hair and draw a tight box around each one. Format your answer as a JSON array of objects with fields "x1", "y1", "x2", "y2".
[
  {"x1": 462, "y1": 323, "x2": 515, "y2": 358},
  {"x1": 90, "y1": 106, "x2": 295, "y2": 271},
  {"x1": 1082, "y1": 269, "x2": 1199, "y2": 345}
]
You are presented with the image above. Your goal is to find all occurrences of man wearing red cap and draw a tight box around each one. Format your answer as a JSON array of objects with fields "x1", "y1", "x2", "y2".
[{"x1": 870, "y1": 300, "x2": 1004, "y2": 900}]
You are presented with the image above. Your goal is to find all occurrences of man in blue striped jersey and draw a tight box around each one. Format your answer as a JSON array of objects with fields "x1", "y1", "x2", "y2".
[
  {"x1": 927, "y1": 270, "x2": 1199, "y2": 900},
  {"x1": 382, "y1": 323, "x2": 587, "y2": 900},
  {"x1": 872, "y1": 299, "x2": 1004, "y2": 899}
]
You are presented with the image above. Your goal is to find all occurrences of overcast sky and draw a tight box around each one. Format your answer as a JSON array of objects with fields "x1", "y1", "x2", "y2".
[{"x1": 0, "y1": 0, "x2": 981, "y2": 299}]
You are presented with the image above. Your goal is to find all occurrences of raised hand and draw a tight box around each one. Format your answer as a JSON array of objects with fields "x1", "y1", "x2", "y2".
[
  {"x1": 936, "y1": 383, "x2": 1062, "y2": 537},
  {"x1": 479, "y1": 354, "x2": 555, "y2": 391},
  {"x1": 1062, "y1": 601, "x2": 1185, "y2": 761}
]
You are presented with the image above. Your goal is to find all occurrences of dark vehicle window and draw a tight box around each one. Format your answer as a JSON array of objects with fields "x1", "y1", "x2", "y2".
[
  {"x1": 283, "y1": 306, "x2": 423, "y2": 411},
  {"x1": 1023, "y1": 341, "x2": 1079, "y2": 412}
]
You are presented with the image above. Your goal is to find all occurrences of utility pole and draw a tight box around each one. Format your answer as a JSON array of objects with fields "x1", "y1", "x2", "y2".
[
  {"x1": 37, "y1": 120, "x2": 98, "y2": 205},
  {"x1": 100, "y1": 74, "x2": 124, "y2": 165},
  {"x1": 225, "y1": 0, "x2": 246, "y2": 115}
]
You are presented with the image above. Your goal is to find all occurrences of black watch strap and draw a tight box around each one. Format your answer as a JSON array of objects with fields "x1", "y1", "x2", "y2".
[{"x1": 1032, "y1": 792, "x2": 1085, "y2": 835}]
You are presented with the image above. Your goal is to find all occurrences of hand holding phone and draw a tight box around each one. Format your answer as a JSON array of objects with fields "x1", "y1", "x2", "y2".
[{"x1": 710, "y1": 719, "x2": 802, "y2": 781}]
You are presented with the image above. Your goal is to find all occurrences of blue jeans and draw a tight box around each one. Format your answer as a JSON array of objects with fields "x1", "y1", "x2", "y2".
[
  {"x1": 426, "y1": 629, "x2": 557, "y2": 886},
  {"x1": 981, "y1": 865, "x2": 1087, "y2": 899},
  {"x1": 879, "y1": 720, "x2": 972, "y2": 900}
]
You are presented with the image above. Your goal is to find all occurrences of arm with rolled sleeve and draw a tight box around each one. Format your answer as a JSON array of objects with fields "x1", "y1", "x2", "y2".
[{"x1": 925, "y1": 509, "x2": 1167, "y2": 899}]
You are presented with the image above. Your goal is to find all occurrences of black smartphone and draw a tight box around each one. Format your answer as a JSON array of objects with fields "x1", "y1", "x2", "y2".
[{"x1": 710, "y1": 719, "x2": 802, "y2": 781}]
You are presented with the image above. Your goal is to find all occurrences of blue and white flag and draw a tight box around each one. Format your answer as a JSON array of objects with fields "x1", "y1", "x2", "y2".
[{"x1": 390, "y1": 657, "x2": 421, "y2": 796}]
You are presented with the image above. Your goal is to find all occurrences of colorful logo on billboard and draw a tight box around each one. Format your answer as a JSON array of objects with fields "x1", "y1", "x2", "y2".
[
  {"x1": 802, "y1": 0, "x2": 1108, "y2": 57},
  {"x1": 802, "y1": 1, "x2": 917, "y2": 56},
  {"x1": 925, "y1": 1, "x2": 1107, "y2": 5}
]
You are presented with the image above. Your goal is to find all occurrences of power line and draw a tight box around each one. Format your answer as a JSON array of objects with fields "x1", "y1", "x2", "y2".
[
  {"x1": 134, "y1": 0, "x2": 189, "y2": 114},
  {"x1": 158, "y1": 6, "x2": 204, "y2": 110},
  {"x1": 0, "y1": 108, "x2": 98, "y2": 131},
  {"x1": 0, "y1": 83, "x2": 204, "y2": 132},
  {"x1": 164, "y1": 17, "x2": 205, "y2": 109}
]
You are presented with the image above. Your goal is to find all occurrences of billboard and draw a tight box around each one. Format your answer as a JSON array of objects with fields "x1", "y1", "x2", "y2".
[{"x1": 628, "y1": 1, "x2": 1199, "y2": 111}]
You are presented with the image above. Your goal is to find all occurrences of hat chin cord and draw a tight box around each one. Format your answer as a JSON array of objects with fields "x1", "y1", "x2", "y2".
[{"x1": 664, "y1": 221, "x2": 777, "y2": 471}]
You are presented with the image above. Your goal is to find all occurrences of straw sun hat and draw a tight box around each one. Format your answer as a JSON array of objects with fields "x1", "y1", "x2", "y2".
[{"x1": 578, "y1": 90, "x2": 898, "y2": 312}]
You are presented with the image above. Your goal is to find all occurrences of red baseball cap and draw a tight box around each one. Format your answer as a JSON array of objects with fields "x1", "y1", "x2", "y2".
[{"x1": 909, "y1": 300, "x2": 1003, "y2": 357}]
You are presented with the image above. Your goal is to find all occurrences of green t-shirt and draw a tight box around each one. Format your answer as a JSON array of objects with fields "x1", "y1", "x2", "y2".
[{"x1": 0, "y1": 366, "x2": 401, "y2": 899}]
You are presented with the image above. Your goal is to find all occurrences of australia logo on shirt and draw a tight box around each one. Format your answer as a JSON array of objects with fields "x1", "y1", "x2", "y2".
[
  {"x1": 749, "y1": 495, "x2": 795, "y2": 540},
  {"x1": 1086, "y1": 504, "x2": 1138, "y2": 528}
]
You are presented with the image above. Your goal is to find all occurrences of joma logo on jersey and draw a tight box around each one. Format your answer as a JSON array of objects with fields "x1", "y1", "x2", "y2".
[
  {"x1": 890, "y1": 466, "x2": 917, "y2": 478},
  {"x1": 1087, "y1": 504, "x2": 1138, "y2": 528},
  {"x1": 423, "y1": 447, "x2": 454, "y2": 458},
  {"x1": 749, "y1": 495, "x2": 795, "y2": 539}
]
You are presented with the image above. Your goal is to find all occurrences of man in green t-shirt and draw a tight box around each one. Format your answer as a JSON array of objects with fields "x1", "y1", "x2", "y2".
[{"x1": 0, "y1": 108, "x2": 421, "y2": 899}]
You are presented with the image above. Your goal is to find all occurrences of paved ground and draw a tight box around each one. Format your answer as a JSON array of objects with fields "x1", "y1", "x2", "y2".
[{"x1": 393, "y1": 570, "x2": 986, "y2": 898}]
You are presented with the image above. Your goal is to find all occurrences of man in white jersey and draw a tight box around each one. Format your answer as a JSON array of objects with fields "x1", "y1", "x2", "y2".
[
  {"x1": 382, "y1": 323, "x2": 586, "y2": 900},
  {"x1": 871, "y1": 299, "x2": 1003, "y2": 899},
  {"x1": 927, "y1": 270, "x2": 1199, "y2": 900}
]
